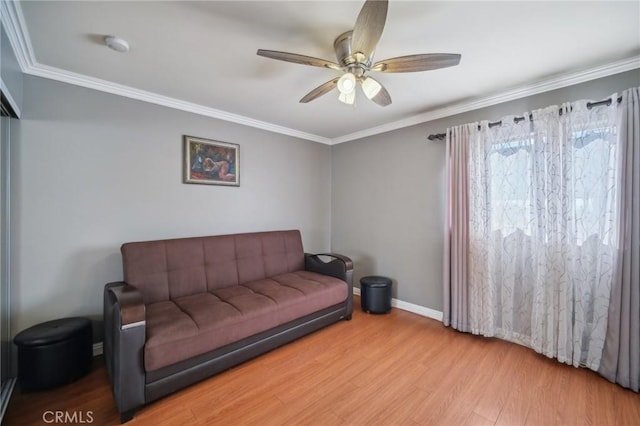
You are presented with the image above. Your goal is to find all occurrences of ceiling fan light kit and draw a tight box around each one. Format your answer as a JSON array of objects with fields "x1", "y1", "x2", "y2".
[
  {"x1": 361, "y1": 77, "x2": 382, "y2": 100},
  {"x1": 337, "y1": 73, "x2": 356, "y2": 95},
  {"x1": 257, "y1": 0, "x2": 461, "y2": 107},
  {"x1": 338, "y1": 90, "x2": 356, "y2": 105}
]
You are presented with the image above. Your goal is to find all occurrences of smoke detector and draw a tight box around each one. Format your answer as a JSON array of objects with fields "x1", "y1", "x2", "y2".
[{"x1": 104, "y1": 36, "x2": 129, "y2": 53}]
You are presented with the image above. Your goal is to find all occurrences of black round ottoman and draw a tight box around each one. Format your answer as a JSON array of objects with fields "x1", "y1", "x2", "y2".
[
  {"x1": 14, "y1": 317, "x2": 92, "y2": 391},
  {"x1": 360, "y1": 276, "x2": 392, "y2": 314}
]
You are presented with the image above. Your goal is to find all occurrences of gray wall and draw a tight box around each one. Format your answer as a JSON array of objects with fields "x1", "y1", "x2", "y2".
[
  {"x1": 1, "y1": 24, "x2": 23, "y2": 116},
  {"x1": 331, "y1": 69, "x2": 640, "y2": 313},
  {"x1": 9, "y1": 67, "x2": 640, "y2": 335},
  {"x1": 12, "y1": 75, "x2": 332, "y2": 334}
]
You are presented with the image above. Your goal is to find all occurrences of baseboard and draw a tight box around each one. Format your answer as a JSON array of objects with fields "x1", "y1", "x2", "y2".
[
  {"x1": 353, "y1": 287, "x2": 444, "y2": 322},
  {"x1": 93, "y1": 342, "x2": 103, "y2": 357},
  {"x1": 393, "y1": 298, "x2": 444, "y2": 321},
  {"x1": 0, "y1": 377, "x2": 16, "y2": 423}
]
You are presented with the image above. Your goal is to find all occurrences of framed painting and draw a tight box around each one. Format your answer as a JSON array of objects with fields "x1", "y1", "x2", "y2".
[{"x1": 183, "y1": 135, "x2": 240, "y2": 186}]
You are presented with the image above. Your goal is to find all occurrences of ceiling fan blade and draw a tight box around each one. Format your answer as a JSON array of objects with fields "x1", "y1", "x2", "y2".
[
  {"x1": 300, "y1": 78, "x2": 340, "y2": 103},
  {"x1": 360, "y1": 77, "x2": 392, "y2": 107},
  {"x1": 372, "y1": 53, "x2": 461, "y2": 73},
  {"x1": 257, "y1": 49, "x2": 341, "y2": 70},
  {"x1": 351, "y1": 0, "x2": 388, "y2": 60}
]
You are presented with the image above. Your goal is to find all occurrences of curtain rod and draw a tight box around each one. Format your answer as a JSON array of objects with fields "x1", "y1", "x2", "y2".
[{"x1": 427, "y1": 96, "x2": 623, "y2": 141}]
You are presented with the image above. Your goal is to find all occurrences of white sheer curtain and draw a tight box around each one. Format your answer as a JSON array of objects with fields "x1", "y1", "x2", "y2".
[{"x1": 447, "y1": 96, "x2": 622, "y2": 371}]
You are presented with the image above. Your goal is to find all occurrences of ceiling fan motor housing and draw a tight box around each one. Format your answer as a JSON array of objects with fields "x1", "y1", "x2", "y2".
[{"x1": 334, "y1": 31, "x2": 373, "y2": 70}]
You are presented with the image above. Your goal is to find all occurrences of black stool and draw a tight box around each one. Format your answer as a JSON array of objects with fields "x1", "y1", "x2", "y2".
[
  {"x1": 14, "y1": 317, "x2": 92, "y2": 391},
  {"x1": 360, "y1": 275, "x2": 392, "y2": 314}
]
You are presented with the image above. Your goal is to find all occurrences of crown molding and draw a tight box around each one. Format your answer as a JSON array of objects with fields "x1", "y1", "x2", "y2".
[
  {"x1": 0, "y1": 0, "x2": 332, "y2": 145},
  {"x1": 26, "y1": 54, "x2": 639, "y2": 146},
  {"x1": 26, "y1": 63, "x2": 332, "y2": 145},
  {"x1": 3, "y1": 1, "x2": 638, "y2": 146},
  {"x1": 0, "y1": 0, "x2": 36, "y2": 71},
  {"x1": 332, "y1": 55, "x2": 640, "y2": 144}
]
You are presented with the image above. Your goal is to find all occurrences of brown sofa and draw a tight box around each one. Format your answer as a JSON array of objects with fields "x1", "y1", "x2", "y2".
[{"x1": 103, "y1": 230, "x2": 353, "y2": 423}]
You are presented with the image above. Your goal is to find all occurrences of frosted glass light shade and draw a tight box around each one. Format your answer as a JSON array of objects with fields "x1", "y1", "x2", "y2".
[
  {"x1": 361, "y1": 77, "x2": 382, "y2": 99},
  {"x1": 338, "y1": 90, "x2": 355, "y2": 105},
  {"x1": 337, "y1": 73, "x2": 356, "y2": 94}
]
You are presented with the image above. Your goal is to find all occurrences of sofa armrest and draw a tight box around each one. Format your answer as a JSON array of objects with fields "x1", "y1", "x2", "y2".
[
  {"x1": 103, "y1": 282, "x2": 146, "y2": 422},
  {"x1": 305, "y1": 252, "x2": 354, "y2": 300},
  {"x1": 110, "y1": 283, "x2": 145, "y2": 329},
  {"x1": 305, "y1": 252, "x2": 353, "y2": 280}
]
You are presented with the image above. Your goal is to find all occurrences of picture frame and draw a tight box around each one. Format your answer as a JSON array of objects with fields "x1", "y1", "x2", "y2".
[{"x1": 183, "y1": 135, "x2": 240, "y2": 186}]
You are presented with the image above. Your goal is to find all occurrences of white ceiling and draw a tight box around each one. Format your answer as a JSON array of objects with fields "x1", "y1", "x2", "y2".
[{"x1": 5, "y1": 1, "x2": 640, "y2": 143}]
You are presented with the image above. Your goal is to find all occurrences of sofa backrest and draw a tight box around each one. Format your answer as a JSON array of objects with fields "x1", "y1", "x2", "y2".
[{"x1": 121, "y1": 230, "x2": 305, "y2": 304}]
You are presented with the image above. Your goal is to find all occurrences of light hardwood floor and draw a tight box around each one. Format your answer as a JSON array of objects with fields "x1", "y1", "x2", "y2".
[{"x1": 5, "y1": 298, "x2": 640, "y2": 425}]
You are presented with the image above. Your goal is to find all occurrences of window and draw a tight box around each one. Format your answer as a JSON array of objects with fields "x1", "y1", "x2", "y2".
[{"x1": 487, "y1": 125, "x2": 617, "y2": 246}]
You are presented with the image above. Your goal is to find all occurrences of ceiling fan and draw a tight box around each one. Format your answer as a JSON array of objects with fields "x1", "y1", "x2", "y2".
[{"x1": 256, "y1": 0, "x2": 461, "y2": 107}]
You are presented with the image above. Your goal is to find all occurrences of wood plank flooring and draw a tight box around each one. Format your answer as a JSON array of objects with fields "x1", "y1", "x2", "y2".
[{"x1": 5, "y1": 299, "x2": 640, "y2": 425}]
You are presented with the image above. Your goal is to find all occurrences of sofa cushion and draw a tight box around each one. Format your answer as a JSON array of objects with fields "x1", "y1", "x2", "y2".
[
  {"x1": 122, "y1": 230, "x2": 305, "y2": 304},
  {"x1": 143, "y1": 270, "x2": 348, "y2": 372}
]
